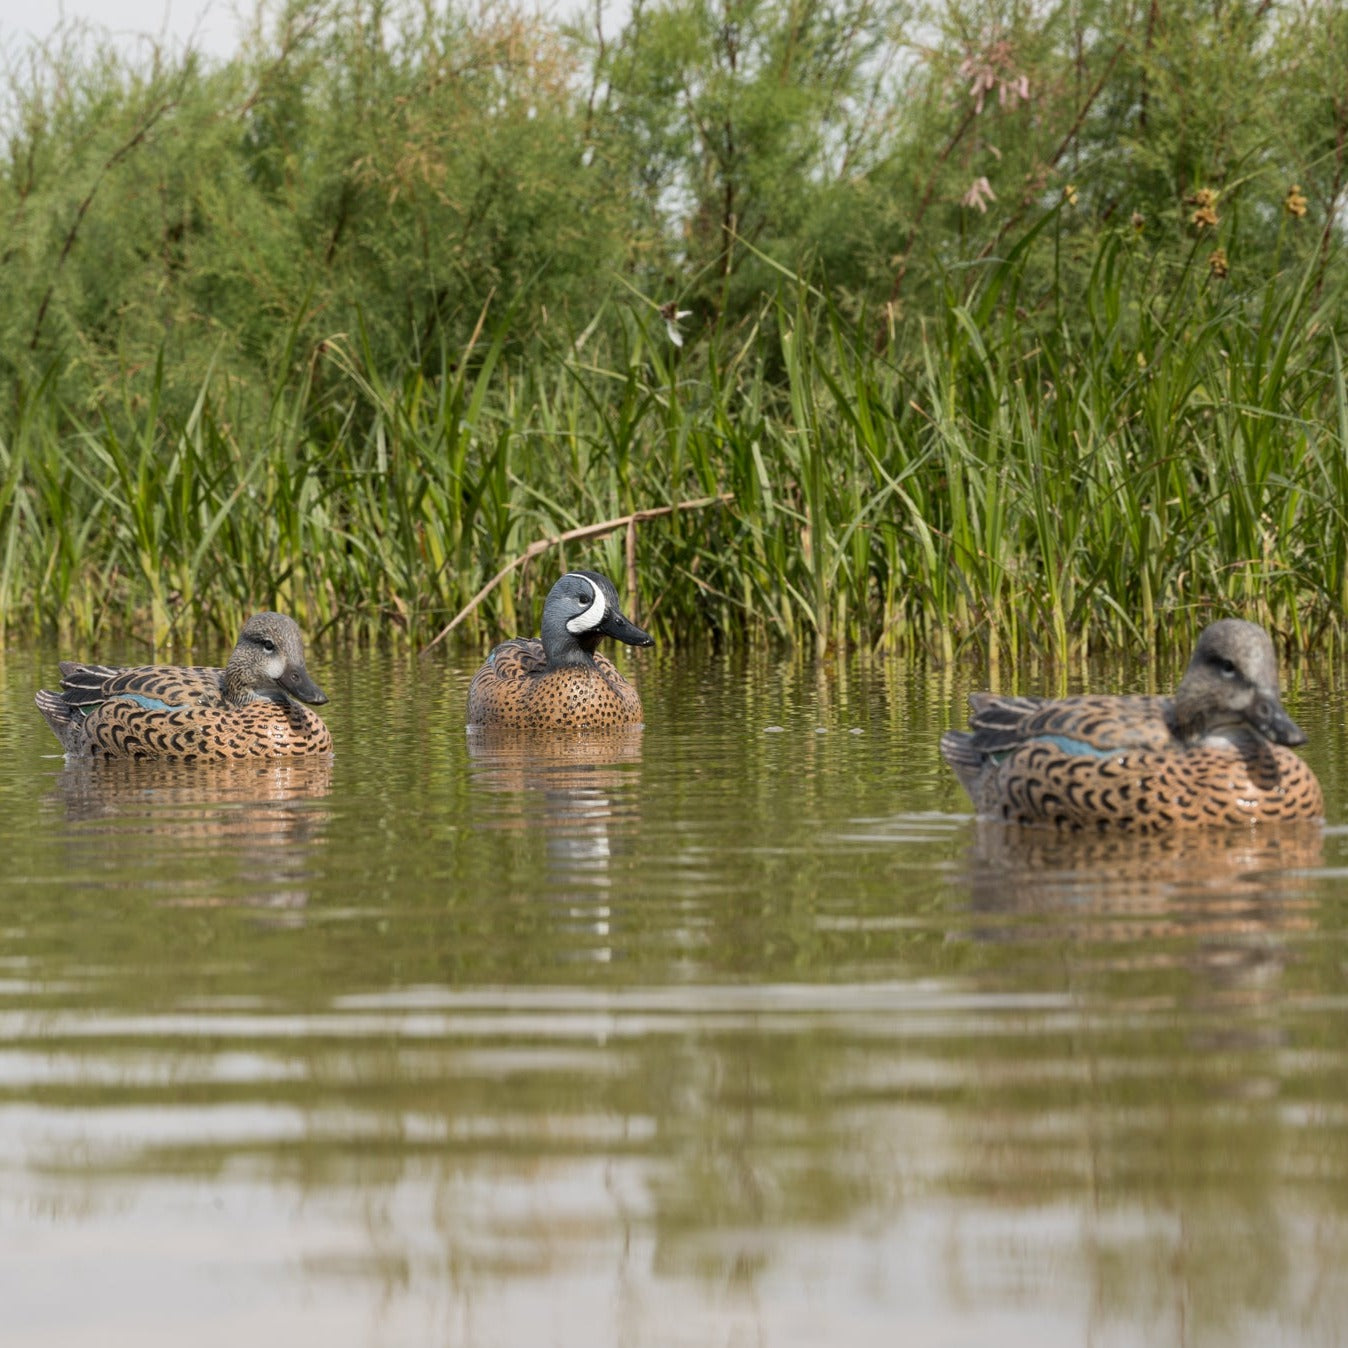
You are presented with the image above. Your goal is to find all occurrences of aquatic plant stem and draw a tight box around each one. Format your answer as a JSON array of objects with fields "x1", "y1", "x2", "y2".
[{"x1": 419, "y1": 494, "x2": 735, "y2": 655}]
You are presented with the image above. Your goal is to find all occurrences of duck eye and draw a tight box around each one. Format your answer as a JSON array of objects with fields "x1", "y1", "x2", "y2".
[
  {"x1": 1217, "y1": 657, "x2": 1236, "y2": 677},
  {"x1": 261, "y1": 639, "x2": 277, "y2": 654}
]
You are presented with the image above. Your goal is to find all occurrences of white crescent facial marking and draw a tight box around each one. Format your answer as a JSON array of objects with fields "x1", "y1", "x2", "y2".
[{"x1": 564, "y1": 573, "x2": 607, "y2": 634}]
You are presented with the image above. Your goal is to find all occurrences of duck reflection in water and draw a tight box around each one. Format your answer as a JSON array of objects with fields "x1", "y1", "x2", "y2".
[
  {"x1": 45, "y1": 757, "x2": 334, "y2": 920},
  {"x1": 958, "y1": 821, "x2": 1323, "y2": 1038},
  {"x1": 466, "y1": 730, "x2": 645, "y2": 960}
]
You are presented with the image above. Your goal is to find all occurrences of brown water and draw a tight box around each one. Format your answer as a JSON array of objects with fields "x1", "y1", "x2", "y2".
[{"x1": 3, "y1": 643, "x2": 1348, "y2": 1346}]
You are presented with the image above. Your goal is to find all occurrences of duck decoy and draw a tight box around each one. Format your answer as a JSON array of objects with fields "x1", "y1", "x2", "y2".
[
  {"x1": 940, "y1": 619, "x2": 1323, "y2": 830},
  {"x1": 467, "y1": 570, "x2": 653, "y2": 730},
  {"x1": 36, "y1": 611, "x2": 332, "y2": 760}
]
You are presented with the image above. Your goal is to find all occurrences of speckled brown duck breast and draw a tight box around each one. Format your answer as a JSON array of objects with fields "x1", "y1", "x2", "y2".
[
  {"x1": 467, "y1": 571, "x2": 654, "y2": 731},
  {"x1": 940, "y1": 619, "x2": 1323, "y2": 831},
  {"x1": 36, "y1": 612, "x2": 332, "y2": 761}
]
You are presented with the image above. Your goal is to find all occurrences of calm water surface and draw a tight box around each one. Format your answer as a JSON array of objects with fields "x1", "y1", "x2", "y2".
[{"x1": 3, "y1": 641, "x2": 1348, "y2": 1346}]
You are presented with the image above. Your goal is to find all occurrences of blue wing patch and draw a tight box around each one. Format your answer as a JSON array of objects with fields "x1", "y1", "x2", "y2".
[
  {"x1": 1036, "y1": 734, "x2": 1123, "y2": 758},
  {"x1": 113, "y1": 693, "x2": 190, "y2": 712}
]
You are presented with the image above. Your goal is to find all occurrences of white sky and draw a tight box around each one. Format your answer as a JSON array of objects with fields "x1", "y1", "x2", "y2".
[
  {"x1": 0, "y1": 1, "x2": 603, "y2": 64},
  {"x1": 0, "y1": 1, "x2": 249, "y2": 63}
]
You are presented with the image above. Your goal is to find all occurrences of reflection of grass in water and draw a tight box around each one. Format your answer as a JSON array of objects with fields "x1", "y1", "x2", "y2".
[{"x1": 12, "y1": 660, "x2": 1348, "y2": 1342}]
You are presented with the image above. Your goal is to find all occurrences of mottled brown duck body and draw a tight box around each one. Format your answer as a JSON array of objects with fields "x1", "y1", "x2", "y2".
[
  {"x1": 36, "y1": 612, "x2": 332, "y2": 761},
  {"x1": 940, "y1": 619, "x2": 1323, "y2": 831},
  {"x1": 467, "y1": 571, "x2": 653, "y2": 731}
]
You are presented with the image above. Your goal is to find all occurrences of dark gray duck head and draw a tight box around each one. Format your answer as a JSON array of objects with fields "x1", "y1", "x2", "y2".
[
  {"x1": 539, "y1": 571, "x2": 654, "y2": 668},
  {"x1": 1173, "y1": 618, "x2": 1305, "y2": 746},
  {"x1": 226, "y1": 612, "x2": 328, "y2": 707}
]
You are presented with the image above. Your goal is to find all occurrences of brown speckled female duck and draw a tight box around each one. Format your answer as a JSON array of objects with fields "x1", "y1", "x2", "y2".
[
  {"x1": 467, "y1": 571, "x2": 654, "y2": 731},
  {"x1": 941, "y1": 619, "x2": 1323, "y2": 831},
  {"x1": 36, "y1": 612, "x2": 332, "y2": 761}
]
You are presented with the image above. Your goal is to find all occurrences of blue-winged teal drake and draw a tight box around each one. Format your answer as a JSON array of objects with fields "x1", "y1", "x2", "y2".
[
  {"x1": 36, "y1": 612, "x2": 332, "y2": 761},
  {"x1": 467, "y1": 571, "x2": 654, "y2": 730},
  {"x1": 941, "y1": 619, "x2": 1323, "y2": 831}
]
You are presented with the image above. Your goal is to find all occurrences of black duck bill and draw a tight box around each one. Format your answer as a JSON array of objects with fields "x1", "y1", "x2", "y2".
[
  {"x1": 596, "y1": 607, "x2": 654, "y2": 647},
  {"x1": 276, "y1": 664, "x2": 329, "y2": 705}
]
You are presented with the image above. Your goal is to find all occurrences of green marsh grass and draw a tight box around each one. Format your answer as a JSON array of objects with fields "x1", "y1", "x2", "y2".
[{"x1": 3, "y1": 223, "x2": 1347, "y2": 661}]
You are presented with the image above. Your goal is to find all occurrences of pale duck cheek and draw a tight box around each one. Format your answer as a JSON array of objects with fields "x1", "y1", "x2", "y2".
[
  {"x1": 565, "y1": 578, "x2": 607, "y2": 635},
  {"x1": 1199, "y1": 728, "x2": 1248, "y2": 750}
]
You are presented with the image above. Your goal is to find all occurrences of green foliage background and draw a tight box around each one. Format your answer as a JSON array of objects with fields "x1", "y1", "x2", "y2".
[{"x1": 1, "y1": 0, "x2": 1346, "y2": 657}]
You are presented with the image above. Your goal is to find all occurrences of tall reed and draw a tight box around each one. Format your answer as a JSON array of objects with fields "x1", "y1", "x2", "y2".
[{"x1": 3, "y1": 220, "x2": 1346, "y2": 660}]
